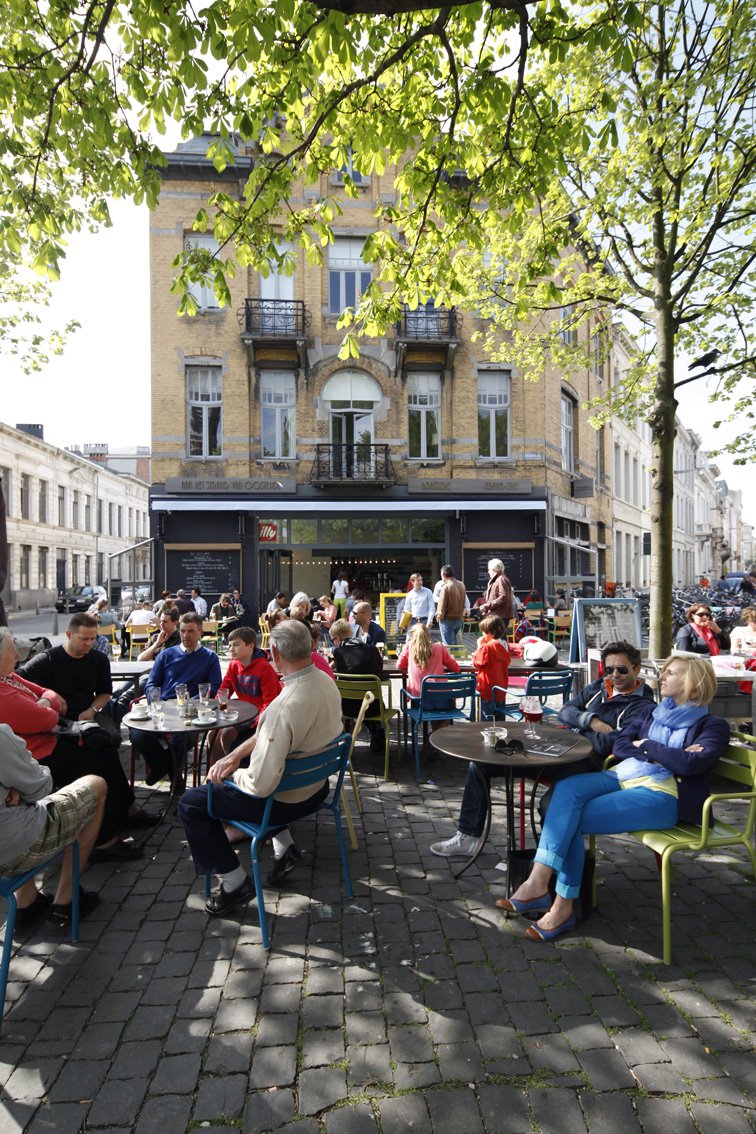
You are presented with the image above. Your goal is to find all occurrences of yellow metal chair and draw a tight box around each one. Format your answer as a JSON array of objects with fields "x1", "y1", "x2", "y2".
[
  {"x1": 334, "y1": 674, "x2": 400, "y2": 780},
  {"x1": 126, "y1": 625, "x2": 151, "y2": 659},
  {"x1": 201, "y1": 620, "x2": 220, "y2": 651},
  {"x1": 590, "y1": 733, "x2": 756, "y2": 964},
  {"x1": 548, "y1": 612, "x2": 572, "y2": 647}
]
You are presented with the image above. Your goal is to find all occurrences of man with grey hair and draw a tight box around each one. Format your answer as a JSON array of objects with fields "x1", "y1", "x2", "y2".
[
  {"x1": 478, "y1": 558, "x2": 514, "y2": 622},
  {"x1": 177, "y1": 619, "x2": 343, "y2": 916}
]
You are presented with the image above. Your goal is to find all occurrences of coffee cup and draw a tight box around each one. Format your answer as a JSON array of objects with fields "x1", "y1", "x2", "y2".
[
  {"x1": 197, "y1": 709, "x2": 214, "y2": 723},
  {"x1": 131, "y1": 705, "x2": 149, "y2": 719}
]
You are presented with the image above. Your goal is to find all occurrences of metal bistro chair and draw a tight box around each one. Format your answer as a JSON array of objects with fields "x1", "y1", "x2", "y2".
[
  {"x1": 401, "y1": 673, "x2": 478, "y2": 779},
  {"x1": 492, "y1": 669, "x2": 574, "y2": 720},
  {"x1": 1, "y1": 841, "x2": 81, "y2": 1033},
  {"x1": 548, "y1": 613, "x2": 572, "y2": 648},
  {"x1": 201, "y1": 620, "x2": 220, "y2": 652},
  {"x1": 334, "y1": 674, "x2": 400, "y2": 780},
  {"x1": 126, "y1": 625, "x2": 151, "y2": 659},
  {"x1": 205, "y1": 733, "x2": 353, "y2": 949}
]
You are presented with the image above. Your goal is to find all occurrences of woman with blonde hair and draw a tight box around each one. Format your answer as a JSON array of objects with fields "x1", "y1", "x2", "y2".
[
  {"x1": 396, "y1": 623, "x2": 461, "y2": 698},
  {"x1": 498, "y1": 653, "x2": 729, "y2": 942}
]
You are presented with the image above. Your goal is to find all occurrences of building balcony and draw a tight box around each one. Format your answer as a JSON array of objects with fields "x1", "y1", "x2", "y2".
[
  {"x1": 394, "y1": 304, "x2": 461, "y2": 377},
  {"x1": 309, "y1": 444, "x2": 396, "y2": 488},
  {"x1": 238, "y1": 299, "x2": 310, "y2": 371}
]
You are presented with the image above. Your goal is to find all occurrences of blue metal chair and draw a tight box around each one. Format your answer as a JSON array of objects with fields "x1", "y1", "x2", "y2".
[
  {"x1": 205, "y1": 733, "x2": 353, "y2": 949},
  {"x1": 401, "y1": 674, "x2": 478, "y2": 778},
  {"x1": 492, "y1": 669, "x2": 574, "y2": 719},
  {"x1": 1, "y1": 840, "x2": 80, "y2": 1034}
]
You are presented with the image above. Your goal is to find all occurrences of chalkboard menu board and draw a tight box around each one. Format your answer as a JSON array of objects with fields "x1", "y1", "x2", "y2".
[
  {"x1": 379, "y1": 592, "x2": 408, "y2": 657},
  {"x1": 165, "y1": 546, "x2": 241, "y2": 599},
  {"x1": 570, "y1": 598, "x2": 642, "y2": 663},
  {"x1": 462, "y1": 544, "x2": 535, "y2": 597}
]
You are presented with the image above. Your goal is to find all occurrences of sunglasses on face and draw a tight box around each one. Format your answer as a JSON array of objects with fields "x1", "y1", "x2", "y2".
[
  {"x1": 693, "y1": 612, "x2": 711, "y2": 618},
  {"x1": 604, "y1": 665, "x2": 630, "y2": 674}
]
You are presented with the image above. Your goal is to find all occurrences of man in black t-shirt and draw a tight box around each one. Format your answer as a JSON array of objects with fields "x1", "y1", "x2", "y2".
[{"x1": 19, "y1": 613, "x2": 112, "y2": 721}]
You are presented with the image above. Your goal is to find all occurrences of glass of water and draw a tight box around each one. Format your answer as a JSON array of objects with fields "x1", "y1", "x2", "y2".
[{"x1": 198, "y1": 683, "x2": 211, "y2": 707}]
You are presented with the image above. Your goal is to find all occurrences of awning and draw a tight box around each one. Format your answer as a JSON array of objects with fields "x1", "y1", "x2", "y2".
[{"x1": 150, "y1": 498, "x2": 547, "y2": 514}]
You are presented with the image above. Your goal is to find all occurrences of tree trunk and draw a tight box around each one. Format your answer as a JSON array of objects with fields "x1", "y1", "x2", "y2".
[{"x1": 648, "y1": 297, "x2": 677, "y2": 660}]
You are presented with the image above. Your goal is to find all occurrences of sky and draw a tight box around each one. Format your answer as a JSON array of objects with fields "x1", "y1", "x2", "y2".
[{"x1": 2, "y1": 199, "x2": 754, "y2": 525}]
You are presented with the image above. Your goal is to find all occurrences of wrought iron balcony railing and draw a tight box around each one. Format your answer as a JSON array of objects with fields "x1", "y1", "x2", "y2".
[
  {"x1": 309, "y1": 444, "x2": 396, "y2": 487},
  {"x1": 396, "y1": 304, "x2": 460, "y2": 340},
  {"x1": 238, "y1": 299, "x2": 308, "y2": 337}
]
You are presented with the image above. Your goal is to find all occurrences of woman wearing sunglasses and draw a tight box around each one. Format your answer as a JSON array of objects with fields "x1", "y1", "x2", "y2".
[
  {"x1": 675, "y1": 604, "x2": 730, "y2": 656},
  {"x1": 497, "y1": 654, "x2": 729, "y2": 942}
]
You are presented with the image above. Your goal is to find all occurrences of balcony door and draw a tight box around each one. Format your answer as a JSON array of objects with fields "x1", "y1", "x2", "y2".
[
  {"x1": 330, "y1": 410, "x2": 375, "y2": 478},
  {"x1": 321, "y1": 370, "x2": 383, "y2": 481},
  {"x1": 259, "y1": 241, "x2": 295, "y2": 332}
]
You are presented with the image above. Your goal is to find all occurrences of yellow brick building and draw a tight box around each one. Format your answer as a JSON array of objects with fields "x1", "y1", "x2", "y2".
[{"x1": 149, "y1": 136, "x2": 613, "y2": 614}]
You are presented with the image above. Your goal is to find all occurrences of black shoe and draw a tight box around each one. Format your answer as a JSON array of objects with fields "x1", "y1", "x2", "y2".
[
  {"x1": 125, "y1": 809, "x2": 161, "y2": 827},
  {"x1": 143, "y1": 767, "x2": 169, "y2": 787},
  {"x1": 15, "y1": 892, "x2": 52, "y2": 930},
  {"x1": 91, "y1": 840, "x2": 144, "y2": 862},
  {"x1": 267, "y1": 844, "x2": 303, "y2": 886},
  {"x1": 48, "y1": 888, "x2": 100, "y2": 926},
  {"x1": 205, "y1": 876, "x2": 254, "y2": 918}
]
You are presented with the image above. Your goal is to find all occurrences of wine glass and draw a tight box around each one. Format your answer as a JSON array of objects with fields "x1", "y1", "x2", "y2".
[{"x1": 520, "y1": 696, "x2": 543, "y2": 739}]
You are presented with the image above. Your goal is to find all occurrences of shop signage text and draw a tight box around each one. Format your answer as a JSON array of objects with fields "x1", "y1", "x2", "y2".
[
  {"x1": 165, "y1": 477, "x2": 296, "y2": 494},
  {"x1": 408, "y1": 477, "x2": 532, "y2": 495}
]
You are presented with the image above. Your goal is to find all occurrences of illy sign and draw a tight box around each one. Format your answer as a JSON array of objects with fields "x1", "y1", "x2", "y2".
[{"x1": 258, "y1": 522, "x2": 278, "y2": 543}]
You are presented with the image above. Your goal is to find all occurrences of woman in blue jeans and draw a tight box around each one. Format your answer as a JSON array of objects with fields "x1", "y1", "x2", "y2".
[{"x1": 498, "y1": 654, "x2": 729, "y2": 942}]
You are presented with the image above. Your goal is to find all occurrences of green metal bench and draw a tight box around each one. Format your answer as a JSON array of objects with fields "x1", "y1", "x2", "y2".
[{"x1": 590, "y1": 732, "x2": 756, "y2": 963}]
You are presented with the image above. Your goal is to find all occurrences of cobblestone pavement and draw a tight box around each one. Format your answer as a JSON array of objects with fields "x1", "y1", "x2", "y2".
[{"x1": 1, "y1": 735, "x2": 754, "y2": 1133}]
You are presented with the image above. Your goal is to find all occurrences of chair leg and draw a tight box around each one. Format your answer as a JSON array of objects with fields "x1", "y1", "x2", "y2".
[
  {"x1": 413, "y1": 723, "x2": 421, "y2": 779},
  {"x1": 249, "y1": 841, "x2": 270, "y2": 950},
  {"x1": 0, "y1": 894, "x2": 18, "y2": 1034},
  {"x1": 383, "y1": 724, "x2": 391, "y2": 781},
  {"x1": 660, "y1": 847, "x2": 674, "y2": 965}
]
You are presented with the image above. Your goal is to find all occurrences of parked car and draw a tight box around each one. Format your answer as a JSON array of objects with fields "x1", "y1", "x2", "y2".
[
  {"x1": 118, "y1": 587, "x2": 152, "y2": 605},
  {"x1": 55, "y1": 585, "x2": 108, "y2": 613}
]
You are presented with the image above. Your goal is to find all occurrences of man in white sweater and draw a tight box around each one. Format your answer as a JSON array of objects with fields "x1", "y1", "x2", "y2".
[
  {"x1": 177, "y1": 620, "x2": 343, "y2": 917},
  {"x1": 0, "y1": 725, "x2": 106, "y2": 927}
]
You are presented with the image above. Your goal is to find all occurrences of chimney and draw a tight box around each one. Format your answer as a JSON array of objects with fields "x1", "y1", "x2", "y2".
[{"x1": 16, "y1": 423, "x2": 44, "y2": 440}]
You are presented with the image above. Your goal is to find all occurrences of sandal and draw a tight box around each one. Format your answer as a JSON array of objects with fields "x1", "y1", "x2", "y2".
[{"x1": 524, "y1": 914, "x2": 577, "y2": 942}]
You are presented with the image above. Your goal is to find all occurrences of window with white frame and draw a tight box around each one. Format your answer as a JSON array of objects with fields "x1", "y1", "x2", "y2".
[
  {"x1": 477, "y1": 371, "x2": 510, "y2": 458},
  {"x1": 561, "y1": 393, "x2": 576, "y2": 473},
  {"x1": 560, "y1": 303, "x2": 577, "y2": 345},
  {"x1": 328, "y1": 237, "x2": 372, "y2": 314},
  {"x1": 334, "y1": 149, "x2": 366, "y2": 186},
  {"x1": 261, "y1": 371, "x2": 296, "y2": 459},
  {"x1": 408, "y1": 373, "x2": 441, "y2": 460},
  {"x1": 187, "y1": 365, "x2": 222, "y2": 458},
  {"x1": 184, "y1": 233, "x2": 220, "y2": 311}
]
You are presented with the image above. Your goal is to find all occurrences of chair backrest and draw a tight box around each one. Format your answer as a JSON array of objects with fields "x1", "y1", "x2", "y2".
[
  {"x1": 553, "y1": 613, "x2": 571, "y2": 629},
  {"x1": 712, "y1": 733, "x2": 756, "y2": 792},
  {"x1": 523, "y1": 669, "x2": 574, "y2": 705},
  {"x1": 445, "y1": 645, "x2": 469, "y2": 659},
  {"x1": 334, "y1": 673, "x2": 384, "y2": 707},
  {"x1": 277, "y1": 733, "x2": 352, "y2": 796},
  {"x1": 98, "y1": 623, "x2": 117, "y2": 642},
  {"x1": 202, "y1": 620, "x2": 219, "y2": 633},
  {"x1": 419, "y1": 673, "x2": 477, "y2": 711}
]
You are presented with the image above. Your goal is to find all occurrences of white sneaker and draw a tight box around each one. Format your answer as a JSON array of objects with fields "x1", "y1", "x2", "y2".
[{"x1": 430, "y1": 830, "x2": 483, "y2": 858}]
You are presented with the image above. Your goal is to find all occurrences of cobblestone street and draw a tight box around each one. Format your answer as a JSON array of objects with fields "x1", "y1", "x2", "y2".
[{"x1": 1, "y1": 734, "x2": 754, "y2": 1133}]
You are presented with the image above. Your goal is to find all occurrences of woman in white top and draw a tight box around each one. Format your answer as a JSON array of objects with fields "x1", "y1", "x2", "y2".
[
  {"x1": 730, "y1": 607, "x2": 756, "y2": 655},
  {"x1": 331, "y1": 572, "x2": 350, "y2": 615}
]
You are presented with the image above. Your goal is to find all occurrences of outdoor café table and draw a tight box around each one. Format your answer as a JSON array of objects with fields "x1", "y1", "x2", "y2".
[
  {"x1": 429, "y1": 719, "x2": 591, "y2": 893},
  {"x1": 124, "y1": 699, "x2": 259, "y2": 816}
]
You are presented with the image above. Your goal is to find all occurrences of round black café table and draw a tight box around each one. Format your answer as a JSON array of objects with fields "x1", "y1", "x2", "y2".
[
  {"x1": 429, "y1": 720, "x2": 591, "y2": 894},
  {"x1": 125, "y1": 700, "x2": 260, "y2": 817}
]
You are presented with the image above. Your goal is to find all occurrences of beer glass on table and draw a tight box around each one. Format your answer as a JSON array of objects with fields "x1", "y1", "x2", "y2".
[{"x1": 520, "y1": 696, "x2": 543, "y2": 740}]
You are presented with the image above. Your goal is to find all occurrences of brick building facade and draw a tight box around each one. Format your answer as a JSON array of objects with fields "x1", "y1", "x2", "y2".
[{"x1": 149, "y1": 136, "x2": 614, "y2": 615}]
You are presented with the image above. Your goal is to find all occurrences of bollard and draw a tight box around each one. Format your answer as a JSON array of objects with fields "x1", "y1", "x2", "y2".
[
  {"x1": 52, "y1": 610, "x2": 59, "y2": 636},
  {"x1": 35, "y1": 601, "x2": 40, "y2": 616}
]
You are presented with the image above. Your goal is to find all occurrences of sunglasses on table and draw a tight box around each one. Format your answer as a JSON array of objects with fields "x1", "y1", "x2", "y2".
[
  {"x1": 603, "y1": 665, "x2": 630, "y2": 674},
  {"x1": 494, "y1": 738, "x2": 526, "y2": 755}
]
